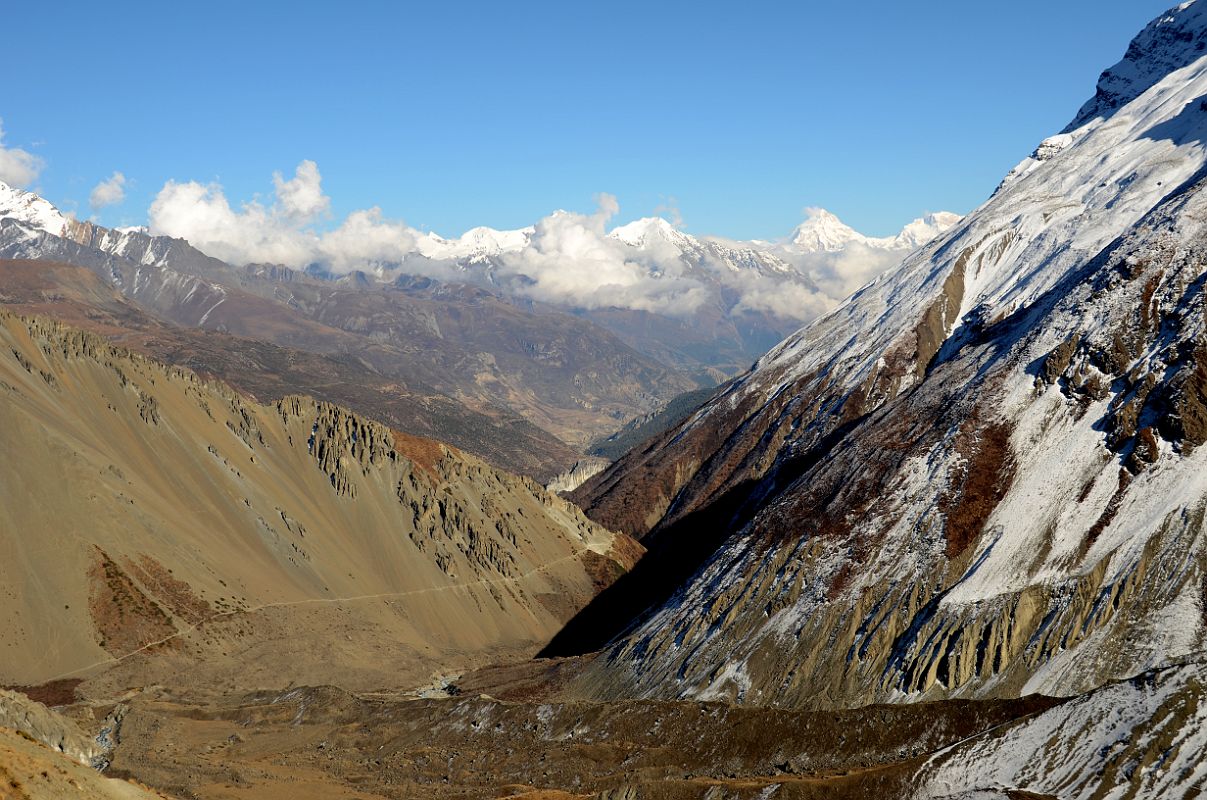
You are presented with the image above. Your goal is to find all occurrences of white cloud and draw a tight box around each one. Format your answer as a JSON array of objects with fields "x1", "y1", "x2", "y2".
[
  {"x1": 89, "y1": 171, "x2": 127, "y2": 210},
  {"x1": 317, "y1": 207, "x2": 417, "y2": 272},
  {"x1": 724, "y1": 245, "x2": 903, "y2": 321},
  {"x1": 728, "y1": 275, "x2": 837, "y2": 320},
  {"x1": 796, "y1": 243, "x2": 903, "y2": 303},
  {"x1": 149, "y1": 179, "x2": 317, "y2": 266},
  {"x1": 652, "y1": 196, "x2": 684, "y2": 229},
  {"x1": 273, "y1": 160, "x2": 329, "y2": 221},
  {"x1": 144, "y1": 161, "x2": 926, "y2": 321},
  {"x1": 149, "y1": 161, "x2": 421, "y2": 273},
  {"x1": 494, "y1": 194, "x2": 710, "y2": 314},
  {"x1": 0, "y1": 118, "x2": 44, "y2": 188}
]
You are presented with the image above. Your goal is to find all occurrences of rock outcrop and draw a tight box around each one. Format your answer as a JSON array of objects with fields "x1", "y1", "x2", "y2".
[{"x1": 546, "y1": 458, "x2": 611, "y2": 495}]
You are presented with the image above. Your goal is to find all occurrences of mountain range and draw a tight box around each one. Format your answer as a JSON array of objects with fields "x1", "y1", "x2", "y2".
[
  {"x1": 2, "y1": 3, "x2": 1207, "y2": 799},
  {"x1": 0, "y1": 177, "x2": 956, "y2": 483},
  {"x1": 361, "y1": 205, "x2": 962, "y2": 375}
]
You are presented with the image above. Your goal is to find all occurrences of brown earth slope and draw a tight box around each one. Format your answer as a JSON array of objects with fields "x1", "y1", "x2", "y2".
[
  {"x1": 0, "y1": 310, "x2": 639, "y2": 695},
  {"x1": 99, "y1": 682, "x2": 1063, "y2": 800}
]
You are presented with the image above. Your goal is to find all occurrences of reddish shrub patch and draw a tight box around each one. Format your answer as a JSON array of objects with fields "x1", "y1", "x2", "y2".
[
  {"x1": 393, "y1": 430, "x2": 446, "y2": 478},
  {"x1": 124, "y1": 554, "x2": 211, "y2": 626},
  {"x1": 3, "y1": 678, "x2": 82, "y2": 707},
  {"x1": 88, "y1": 547, "x2": 177, "y2": 656},
  {"x1": 1086, "y1": 469, "x2": 1133, "y2": 549},
  {"x1": 939, "y1": 420, "x2": 1017, "y2": 559}
]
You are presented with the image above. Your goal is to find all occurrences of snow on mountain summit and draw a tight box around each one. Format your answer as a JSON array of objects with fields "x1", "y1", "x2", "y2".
[
  {"x1": 607, "y1": 217, "x2": 696, "y2": 250},
  {"x1": 1066, "y1": 0, "x2": 1207, "y2": 131},
  {"x1": 788, "y1": 209, "x2": 867, "y2": 252},
  {"x1": 0, "y1": 178, "x2": 958, "y2": 327},
  {"x1": 893, "y1": 211, "x2": 963, "y2": 249},
  {"x1": 415, "y1": 225, "x2": 532, "y2": 261},
  {"x1": 788, "y1": 207, "x2": 960, "y2": 253},
  {"x1": 0, "y1": 180, "x2": 72, "y2": 237},
  {"x1": 567, "y1": 1, "x2": 1207, "y2": 732}
]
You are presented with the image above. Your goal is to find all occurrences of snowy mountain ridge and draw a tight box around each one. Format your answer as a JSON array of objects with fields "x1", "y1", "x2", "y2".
[
  {"x1": 786, "y1": 208, "x2": 962, "y2": 253},
  {"x1": 0, "y1": 180, "x2": 960, "y2": 349},
  {"x1": 415, "y1": 224, "x2": 533, "y2": 262},
  {"x1": 565, "y1": 1, "x2": 1207, "y2": 737},
  {"x1": 1066, "y1": 0, "x2": 1207, "y2": 131},
  {"x1": 403, "y1": 207, "x2": 961, "y2": 264},
  {"x1": 0, "y1": 178, "x2": 957, "y2": 293},
  {"x1": 0, "y1": 181, "x2": 73, "y2": 238}
]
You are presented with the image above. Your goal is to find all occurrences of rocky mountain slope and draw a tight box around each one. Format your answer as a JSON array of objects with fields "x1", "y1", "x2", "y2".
[
  {"x1": 0, "y1": 688, "x2": 108, "y2": 770},
  {"x1": 0, "y1": 309, "x2": 639, "y2": 694},
  {"x1": 7, "y1": 6, "x2": 1206, "y2": 799},
  {"x1": 98, "y1": 679, "x2": 1060, "y2": 800},
  {"x1": 63, "y1": 656, "x2": 1200, "y2": 799},
  {"x1": 915, "y1": 659, "x2": 1207, "y2": 799},
  {"x1": 562, "y1": 0, "x2": 1207, "y2": 730},
  {"x1": 585, "y1": 384, "x2": 719, "y2": 462},
  {"x1": 784, "y1": 208, "x2": 961, "y2": 254},
  {"x1": 0, "y1": 688, "x2": 181, "y2": 799},
  {"x1": 0, "y1": 728, "x2": 173, "y2": 800}
]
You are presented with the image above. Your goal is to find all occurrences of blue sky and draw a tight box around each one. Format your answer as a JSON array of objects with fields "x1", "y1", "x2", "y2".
[{"x1": 2, "y1": 0, "x2": 1176, "y2": 239}]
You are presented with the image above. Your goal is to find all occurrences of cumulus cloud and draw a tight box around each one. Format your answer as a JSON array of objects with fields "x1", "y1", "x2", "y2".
[
  {"x1": 149, "y1": 179, "x2": 317, "y2": 265},
  {"x1": 317, "y1": 207, "x2": 417, "y2": 272},
  {"x1": 495, "y1": 194, "x2": 710, "y2": 314},
  {"x1": 702, "y1": 226, "x2": 914, "y2": 322},
  {"x1": 725, "y1": 246, "x2": 904, "y2": 321},
  {"x1": 89, "y1": 171, "x2": 127, "y2": 210},
  {"x1": 726, "y1": 273, "x2": 836, "y2": 320},
  {"x1": 0, "y1": 118, "x2": 44, "y2": 188},
  {"x1": 273, "y1": 160, "x2": 329, "y2": 221},
  {"x1": 148, "y1": 160, "x2": 420, "y2": 271},
  {"x1": 799, "y1": 243, "x2": 904, "y2": 303}
]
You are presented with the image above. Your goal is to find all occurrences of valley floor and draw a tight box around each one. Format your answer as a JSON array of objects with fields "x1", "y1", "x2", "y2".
[
  {"x1": 66, "y1": 662, "x2": 1064, "y2": 800},
  {"x1": 7, "y1": 652, "x2": 1206, "y2": 799}
]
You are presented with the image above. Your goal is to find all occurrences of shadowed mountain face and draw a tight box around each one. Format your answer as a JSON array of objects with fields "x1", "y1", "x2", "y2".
[
  {"x1": 561, "y1": 0, "x2": 1207, "y2": 721},
  {"x1": 0, "y1": 309, "x2": 640, "y2": 695}
]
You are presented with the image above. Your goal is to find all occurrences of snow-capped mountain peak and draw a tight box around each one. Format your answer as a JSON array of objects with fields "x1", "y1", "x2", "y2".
[
  {"x1": 892, "y1": 211, "x2": 963, "y2": 250},
  {"x1": 789, "y1": 208, "x2": 867, "y2": 252},
  {"x1": 415, "y1": 225, "x2": 532, "y2": 261},
  {"x1": 0, "y1": 180, "x2": 955, "y2": 328},
  {"x1": 1067, "y1": 0, "x2": 1207, "y2": 131},
  {"x1": 607, "y1": 217, "x2": 696, "y2": 250},
  {"x1": 567, "y1": 1, "x2": 1207, "y2": 739},
  {"x1": 788, "y1": 207, "x2": 961, "y2": 254},
  {"x1": 0, "y1": 180, "x2": 73, "y2": 237}
]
